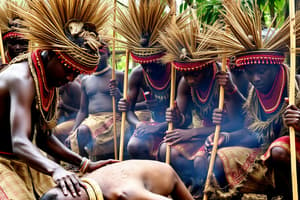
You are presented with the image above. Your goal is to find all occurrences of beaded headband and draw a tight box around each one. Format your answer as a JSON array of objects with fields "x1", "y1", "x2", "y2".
[
  {"x1": 131, "y1": 52, "x2": 165, "y2": 64},
  {"x1": 235, "y1": 51, "x2": 285, "y2": 67},
  {"x1": 173, "y1": 60, "x2": 214, "y2": 71},
  {"x1": 2, "y1": 31, "x2": 23, "y2": 41},
  {"x1": 55, "y1": 51, "x2": 97, "y2": 74}
]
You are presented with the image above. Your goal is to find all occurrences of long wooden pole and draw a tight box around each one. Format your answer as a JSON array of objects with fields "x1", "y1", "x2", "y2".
[
  {"x1": 203, "y1": 55, "x2": 227, "y2": 200},
  {"x1": 119, "y1": 50, "x2": 130, "y2": 161},
  {"x1": 288, "y1": 0, "x2": 298, "y2": 198},
  {"x1": 0, "y1": 29, "x2": 6, "y2": 64},
  {"x1": 166, "y1": 0, "x2": 177, "y2": 164},
  {"x1": 112, "y1": 0, "x2": 118, "y2": 160}
]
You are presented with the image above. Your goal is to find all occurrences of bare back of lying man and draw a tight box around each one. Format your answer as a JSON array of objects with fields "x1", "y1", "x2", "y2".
[{"x1": 41, "y1": 160, "x2": 194, "y2": 200}]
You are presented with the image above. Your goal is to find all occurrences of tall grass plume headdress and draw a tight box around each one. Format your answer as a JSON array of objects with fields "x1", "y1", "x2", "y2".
[
  {"x1": 160, "y1": 19, "x2": 224, "y2": 71},
  {"x1": 15, "y1": 0, "x2": 111, "y2": 73},
  {"x1": 0, "y1": 0, "x2": 27, "y2": 44},
  {"x1": 114, "y1": 0, "x2": 172, "y2": 64},
  {"x1": 209, "y1": 0, "x2": 300, "y2": 68}
]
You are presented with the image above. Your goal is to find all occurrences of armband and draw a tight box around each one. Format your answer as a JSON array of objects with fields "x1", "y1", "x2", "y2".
[{"x1": 79, "y1": 157, "x2": 90, "y2": 174}]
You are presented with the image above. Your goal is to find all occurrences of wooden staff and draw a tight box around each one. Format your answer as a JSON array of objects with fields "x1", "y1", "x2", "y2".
[
  {"x1": 166, "y1": 0, "x2": 177, "y2": 164},
  {"x1": 112, "y1": 0, "x2": 118, "y2": 160},
  {"x1": 119, "y1": 50, "x2": 130, "y2": 161},
  {"x1": 203, "y1": 54, "x2": 227, "y2": 200},
  {"x1": 288, "y1": 0, "x2": 298, "y2": 198},
  {"x1": 0, "y1": 29, "x2": 6, "y2": 64}
]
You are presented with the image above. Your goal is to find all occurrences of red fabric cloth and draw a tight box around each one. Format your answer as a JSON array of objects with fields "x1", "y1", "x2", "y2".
[{"x1": 261, "y1": 135, "x2": 300, "y2": 162}]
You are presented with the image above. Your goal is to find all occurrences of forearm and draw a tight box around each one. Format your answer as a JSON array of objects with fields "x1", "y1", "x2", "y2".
[
  {"x1": 135, "y1": 101, "x2": 148, "y2": 110},
  {"x1": 12, "y1": 137, "x2": 62, "y2": 175},
  {"x1": 37, "y1": 134, "x2": 82, "y2": 167},
  {"x1": 191, "y1": 126, "x2": 216, "y2": 138},
  {"x1": 126, "y1": 110, "x2": 141, "y2": 126},
  {"x1": 220, "y1": 118, "x2": 244, "y2": 132},
  {"x1": 227, "y1": 128, "x2": 261, "y2": 148}
]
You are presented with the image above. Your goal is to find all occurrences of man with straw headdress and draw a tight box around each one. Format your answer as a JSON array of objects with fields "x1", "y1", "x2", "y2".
[
  {"x1": 201, "y1": 0, "x2": 300, "y2": 199},
  {"x1": 0, "y1": 0, "x2": 117, "y2": 199},
  {"x1": 157, "y1": 19, "x2": 245, "y2": 196},
  {"x1": 0, "y1": 0, "x2": 28, "y2": 65},
  {"x1": 114, "y1": 0, "x2": 185, "y2": 159}
]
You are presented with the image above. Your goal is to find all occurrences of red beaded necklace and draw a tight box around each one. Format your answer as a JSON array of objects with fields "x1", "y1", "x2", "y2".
[
  {"x1": 31, "y1": 50, "x2": 55, "y2": 112},
  {"x1": 256, "y1": 65, "x2": 286, "y2": 114},
  {"x1": 194, "y1": 63, "x2": 217, "y2": 104},
  {"x1": 143, "y1": 63, "x2": 171, "y2": 90}
]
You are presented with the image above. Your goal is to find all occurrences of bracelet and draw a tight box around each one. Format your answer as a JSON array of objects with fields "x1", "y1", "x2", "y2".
[
  {"x1": 81, "y1": 177, "x2": 104, "y2": 200},
  {"x1": 227, "y1": 85, "x2": 238, "y2": 95},
  {"x1": 178, "y1": 113, "x2": 186, "y2": 127},
  {"x1": 79, "y1": 157, "x2": 90, "y2": 174}
]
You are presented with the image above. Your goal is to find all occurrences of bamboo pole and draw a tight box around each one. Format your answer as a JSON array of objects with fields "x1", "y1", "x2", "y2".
[
  {"x1": 119, "y1": 50, "x2": 130, "y2": 161},
  {"x1": 166, "y1": 0, "x2": 177, "y2": 165},
  {"x1": 288, "y1": 0, "x2": 298, "y2": 198},
  {"x1": 203, "y1": 54, "x2": 227, "y2": 200},
  {"x1": 112, "y1": 0, "x2": 118, "y2": 160},
  {"x1": 0, "y1": 29, "x2": 6, "y2": 64}
]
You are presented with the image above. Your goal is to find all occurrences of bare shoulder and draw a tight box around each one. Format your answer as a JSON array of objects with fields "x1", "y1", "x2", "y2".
[
  {"x1": 0, "y1": 62, "x2": 35, "y2": 97},
  {"x1": 130, "y1": 65, "x2": 143, "y2": 78},
  {"x1": 115, "y1": 70, "x2": 124, "y2": 77}
]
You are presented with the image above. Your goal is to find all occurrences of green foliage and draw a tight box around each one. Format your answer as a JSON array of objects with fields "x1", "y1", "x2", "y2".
[{"x1": 179, "y1": 0, "x2": 288, "y2": 27}]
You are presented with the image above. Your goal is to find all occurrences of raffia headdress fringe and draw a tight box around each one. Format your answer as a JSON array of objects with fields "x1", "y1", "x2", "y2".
[
  {"x1": 0, "y1": 0, "x2": 27, "y2": 38},
  {"x1": 160, "y1": 14, "x2": 225, "y2": 70},
  {"x1": 114, "y1": 0, "x2": 171, "y2": 59},
  {"x1": 196, "y1": 0, "x2": 300, "y2": 65},
  {"x1": 13, "y1": 0, "x2": 112, "y2": 71}
]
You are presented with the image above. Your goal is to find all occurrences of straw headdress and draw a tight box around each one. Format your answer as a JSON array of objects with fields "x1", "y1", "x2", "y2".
[
  {"x1": 160, "y1": 18, "x2": 224, "y2": 71},
  {"x1": 15, "y1": 0, "x2": 111, "y2": 73},
  {"x1": 0, "y1": 0, "x2": 27, "y2": 42},
  {"x1": 114, "y1": 0, "x2": 172, "y2": 64},
  {"x1": 204, "y1": 0, "x2": 300, "y2": 68}
]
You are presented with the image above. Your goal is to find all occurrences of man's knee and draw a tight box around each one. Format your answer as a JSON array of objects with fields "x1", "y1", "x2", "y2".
[
  {"x1": 270, "y1": 146, "x2": 290, "y2": 164},
  {"x1": 77, "y1": 125, "x2": 90, "y2": 136},
  {"x1": 127, "y1": 137, "x2": 150, "y2": 157},
  {"x1": 158, "y1": 143, "x2": 167, "y2": 161}
]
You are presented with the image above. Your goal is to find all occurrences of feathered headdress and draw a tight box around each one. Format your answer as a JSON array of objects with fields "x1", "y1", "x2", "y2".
[
  {"x1": 160, "y1": 18, "x2": 224, "y2": 71},
  {"x1": 204, "y1": 0, "x2": 300, "y2": 68},
  {"x1": 114, "y1": 0, "x2": 171, "y2": 64},
  {"x1": 0, "y1": 0, "x2": 27, "y2": 42},
  {"x1": 15, "y1": 0, "x2": 111, "y2": 73}
]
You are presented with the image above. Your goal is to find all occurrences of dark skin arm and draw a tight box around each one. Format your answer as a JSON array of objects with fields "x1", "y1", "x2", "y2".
[
  {"x1": 109, "y1": 70, "x2": 124, "y2": 103},
  {"x1": 118, "y1": 67, "x2": 169, "y2": 134},
  {"x1": 72, "y1": 78, "x2": 89, "y2": 131},
  {"x1": 10, "y1": 74, "x2": 117, "y2": 198},
  {"x1": 283, "y1": 104, "x2": 300, "y2": 135},
  {"x1": 165, "y1": 77, "x2": 193, "y2": 128},
  {"x1": 165, "y1": 74, "x2": 245, "y2": 145},
  {"x1": 118, "y1": 67, "x2": 143, "y2": 126},
  {"x1": 10, "y1": 75, "x2": 82, "y2": 197},
  {"x1": 205, "y1": 128, "x2": 261, "y2": 152},
  {"x1": 216, "y1": 71, "x2": 246, "y2": 104}
]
